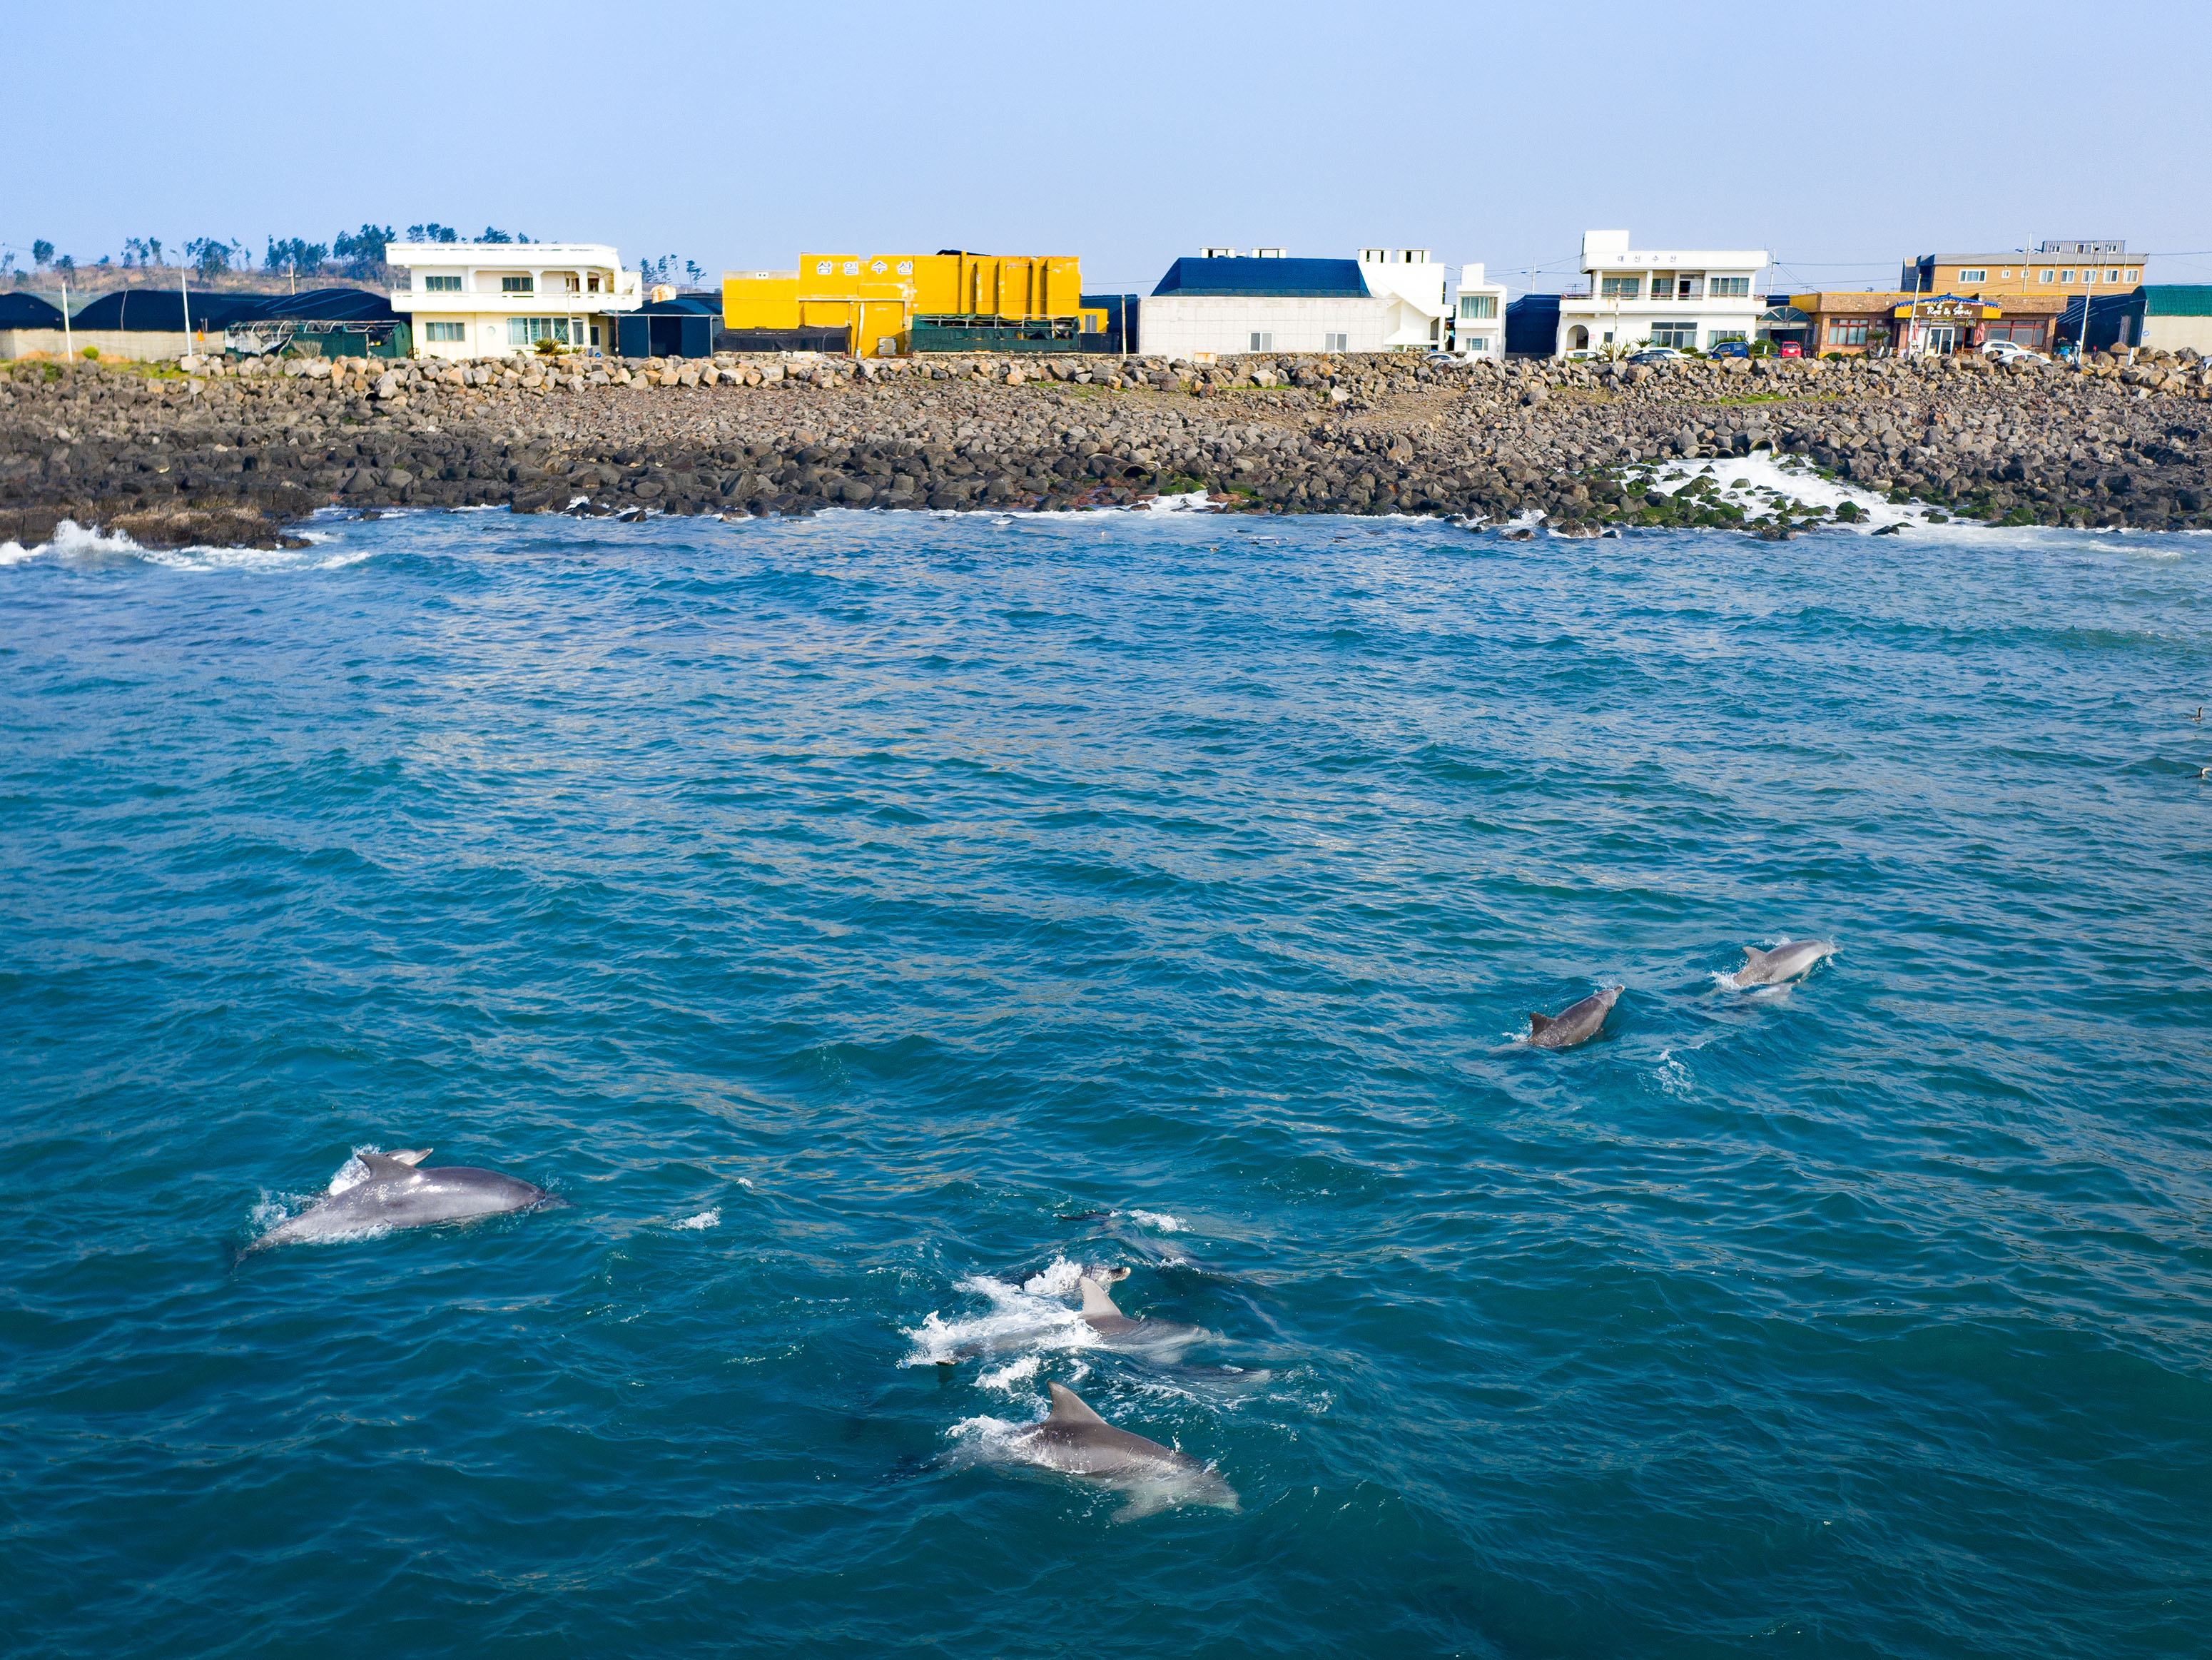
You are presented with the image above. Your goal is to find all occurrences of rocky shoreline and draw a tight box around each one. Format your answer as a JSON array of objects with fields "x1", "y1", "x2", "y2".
[{"x1": 4, "y1": 342, "x2": 2209, "y2": 549}]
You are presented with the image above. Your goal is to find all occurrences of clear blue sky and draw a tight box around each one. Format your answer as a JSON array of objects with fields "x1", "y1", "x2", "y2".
[{"x1": 12, "y1": 0, "x2": 2212, "y2": 296}]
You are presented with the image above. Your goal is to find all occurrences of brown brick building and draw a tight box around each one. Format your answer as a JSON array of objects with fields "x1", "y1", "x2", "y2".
[
  {"x1": 1789, "y1": 290, "x2": 2068, "y2": 356},
  {"x1": 1903, "y1": 240, "x2": 2143, "y2": 300}
]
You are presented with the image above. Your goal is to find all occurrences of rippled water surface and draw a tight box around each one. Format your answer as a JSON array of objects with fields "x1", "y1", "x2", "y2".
[{"x1": 4, "y1": 508, "x2": 2209, "y2": 1658}]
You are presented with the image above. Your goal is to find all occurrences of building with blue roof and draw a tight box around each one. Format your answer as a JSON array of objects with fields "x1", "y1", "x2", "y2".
[{"x1": 1139, "y1": 249, "x2": 1384, "y2": 358}]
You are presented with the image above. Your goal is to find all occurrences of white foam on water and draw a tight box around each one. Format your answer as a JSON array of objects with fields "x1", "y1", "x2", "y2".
[
  {"x1": 1644, "y1": 451, "x2": 1924, "y2": 532},
  {"x1": 1022, "y1": 1255, "x2": 1089, "y2": 1297},
  {"x1": 1125, "y1": 1210, "x2": 1183, "y2": 1234},
  {"x1": 977, "y1": 1355, "x2": 1041, "y2": 1393},
  {"x1": 0, "y1": 518, "x2": 144, "y2": 567},
  {"x1": 900, "y1": 1258, "x2": 1102, "y2": 1366},
  {"x1": 1139, "y1": 488, "x2": 1217, "y2": 515},
  {"x1": 672, "y1": 1208, "x2": 721, "y2": 1230}
]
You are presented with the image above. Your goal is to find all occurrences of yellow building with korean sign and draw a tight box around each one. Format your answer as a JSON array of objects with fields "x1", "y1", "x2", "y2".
[{"x1": 723, "y1": 250, "x2": 1092, "y2": 355}]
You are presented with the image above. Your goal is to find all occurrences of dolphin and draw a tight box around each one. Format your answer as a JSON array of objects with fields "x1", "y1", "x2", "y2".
[
  {"x1": 1013, "y1": 1382, "x2": 1239, "y2": 1520},
  {"x1": 1733, "y1": 940, "x2": 1837, "y2": 986},
  {"x1": 1076, "y1": 1268, "x2": 1210, "y2": 1357},
  {"x1": 254, "y1": 1148, "x2": 566, "y2": 1248},
  {"x1": 1527, "y1": 986, "x2": 1623, "y2": 1050}
]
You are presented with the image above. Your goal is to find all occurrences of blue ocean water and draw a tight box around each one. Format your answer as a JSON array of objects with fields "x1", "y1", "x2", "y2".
[{"x1": 2, "y1": 506, "x2": 2208, "y2": 1659}]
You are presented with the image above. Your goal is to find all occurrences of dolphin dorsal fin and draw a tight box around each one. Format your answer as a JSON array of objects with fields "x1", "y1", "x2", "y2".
[
  {"x1": 1046, "y1": 1383, "x2": 1108, "y2": 1426},
  {"x1": 1077, "y1": 1275, "x2": 1124, "y2": 1317},
  {"x1": 392, "y1": 1148, "x2": 432, "y2": 1166},
  {"x1": 1528, "y1": 1012, "x2": 1553, "y2": 1035},
  {"x1": 356, "y1": 1150, "x2": 424, "y2": 1182},
  {"x1": 1741, "y1": 945, "x2": 1769, "y2": 966}
]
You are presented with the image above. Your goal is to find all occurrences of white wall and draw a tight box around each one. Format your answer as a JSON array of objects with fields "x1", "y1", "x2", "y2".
[
  {"x1": 1357, "y1": 253, "x2": 1451, "y2": 348},
  {"x1": 1137, "y1": 295, "x2": 1388, "y2": 358}
]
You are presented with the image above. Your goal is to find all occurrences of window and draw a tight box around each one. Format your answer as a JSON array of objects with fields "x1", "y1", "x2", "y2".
[
  {"x1": 502, "y1": 275, "x2": 533, "y2": 293},
  {"x1": 1708, "y1": 275, "x2": 1751, "y2": 297},
  {"x1": 1324, "y1": 333, "x2": 1347, "y2": 352},
  {"x1": 424, "y1": 274, "x2": 462, "y2": 292},
  {"x1": 1648, "y1": 272, "x2": 1674, "y2": 300},
  {"x1": 1959, "y1": 269, "x2": 1987, "y2": 284},
  {"x1": 1600, "y1": 275, "x2": 1640, "y2": 299},
  {"x1": 2061, "y1": 270, "x2": 2076, "y2": 283},
  {"x1": 2040, "y1": 269, "x2": 2055, "y2": 283},
  {"x1": 2126, "y1": 268, "x2": 2140, "y2": 283},
  {"x1": 1709, "y1": 330, "x2": 1747, "y2": 344},
  {"x1": 1650, "y1": 320, "x2": 1696, "y2": 348},
  {"x1": 587, "y1": 273, "x2": 602, "y2": 293},
  {"x1": 1830, "y1": 320, "x2": 1871, "y2": 346},
  {"x1": 1466, "y1": 335, "x2": 1490, "y2": 353},
  {"x1": 1249, "y1": 332, "x2": 1273, "y2": 351},
  {"x1": 2084, "y1": 270, "x2": 2099, "y2": 284},
  {"x1": 1999, "y1": 270, "x2": 2012, "y2": 279},
  {"x1": 2106, "y1": 269, "x2": 2121, "y2": 283},
  {"x1": 507, "y1": 317, "x2": 571, "y2": 346},
  {"x1": 1460, "y1": 294, "x2": 1498, "y2": 319},
  {"x1": 425, "y1": 321, "x2": 467, "y2": 341}
]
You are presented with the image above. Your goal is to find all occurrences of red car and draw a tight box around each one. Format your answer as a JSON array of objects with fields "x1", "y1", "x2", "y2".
[{"x1": 1777, "y1": 341, "x2": 1804, "y2": 358}]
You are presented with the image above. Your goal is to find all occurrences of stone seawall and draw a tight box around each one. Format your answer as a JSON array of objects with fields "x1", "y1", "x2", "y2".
[{"x1": 3, "y1": 343, "x2": 2208, "y2": 548}]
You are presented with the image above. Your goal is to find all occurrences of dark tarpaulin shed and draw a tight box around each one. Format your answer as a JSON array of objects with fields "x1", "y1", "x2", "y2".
[
  {"x1": 0, "y1": 294, "x2": 66, "y2": 329},
  {"x1": 66, "y1": 289, "x2": 267, "y2": 331},
  {"x1": 248, "y1": 287, "x2": 401, "y2": 323}
]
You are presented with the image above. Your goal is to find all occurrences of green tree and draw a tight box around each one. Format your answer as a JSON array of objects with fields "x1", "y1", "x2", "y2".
[
  {"x1": 332, "y1": 224, "x2": 395, "y2": 276},
  {"x1": 186, "y1": 237, "x2": 243, "y2": 278},
  {"x1": 32, "y1": 240, "x2": 54, "y2": 269}
]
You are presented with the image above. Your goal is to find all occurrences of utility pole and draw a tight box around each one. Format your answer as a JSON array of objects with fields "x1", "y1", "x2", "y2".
[{"x1": 61, "y1": 275, "x2": 72, "y2": 360}]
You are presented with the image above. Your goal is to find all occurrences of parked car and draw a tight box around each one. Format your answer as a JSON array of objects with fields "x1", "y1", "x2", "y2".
[
  {"x1": 1982, "y1": 339, "x2": 2048, "y2": 365},
  {"x1": 1706, "y1": 340, "x2": 1750, "y2": 359},
  {"x1": 1777, "y1": 341, "x2": 1803, "y2": 358},
  {"x1": 1628, "y1": 348, "x2": 1685, "y2": 364},
  {"x1": 1562, "y1": 348, "x2": 1602, "y2": 361}
]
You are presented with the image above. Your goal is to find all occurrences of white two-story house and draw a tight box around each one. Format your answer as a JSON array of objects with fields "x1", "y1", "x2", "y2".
[
  {"x1": 1449, "y1": 262, "x2": 1508, "y2": 358},
  {"x1": 386, "y1": 241, "x2": 643, "y2": 359},
  {"x1": 1558, "y1": 230, "x2": 1767, "y2": 356}
]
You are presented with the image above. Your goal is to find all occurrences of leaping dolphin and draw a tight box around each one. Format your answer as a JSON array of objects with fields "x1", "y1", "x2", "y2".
[
  {"x1": 253, "y1": 1148, "x2": 567, "y2": 1249},
  {"x1": 1013, "y1": 1382, "x2": 1239, "y2": 1520},
  {"x1": 1527, "y1": 986, "x2": 1623, "y2": 1050},
  {"x1": 1733, "y1": 941, "x2": 1837, "y2": 986}
]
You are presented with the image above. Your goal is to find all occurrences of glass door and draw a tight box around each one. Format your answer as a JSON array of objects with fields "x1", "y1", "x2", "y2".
[{"x1": 1923, "y1": 325, "x2": 1955, "y2": 356}]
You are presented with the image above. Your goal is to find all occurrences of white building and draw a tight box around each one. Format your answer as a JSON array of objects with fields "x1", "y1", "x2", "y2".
[
  {"x1": 1136, "y1": 248, "x2": 1460, "y2": 358},
  {"x1": 1356, "y1": 248, "x2": 1452, "y2": 350},
  {"x1": 386, "y1": 241, "x2": 642, "y2": 360},
  {"x1": 1557, "y1": 230, "x2": 1767, "y2": 356},
  {"x1": 1139, "y1": 252, "x2": 1386, "y2": 357},
  {"x1": 1449, "y1": 262, "x2": 1508, "y2": 358}
]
